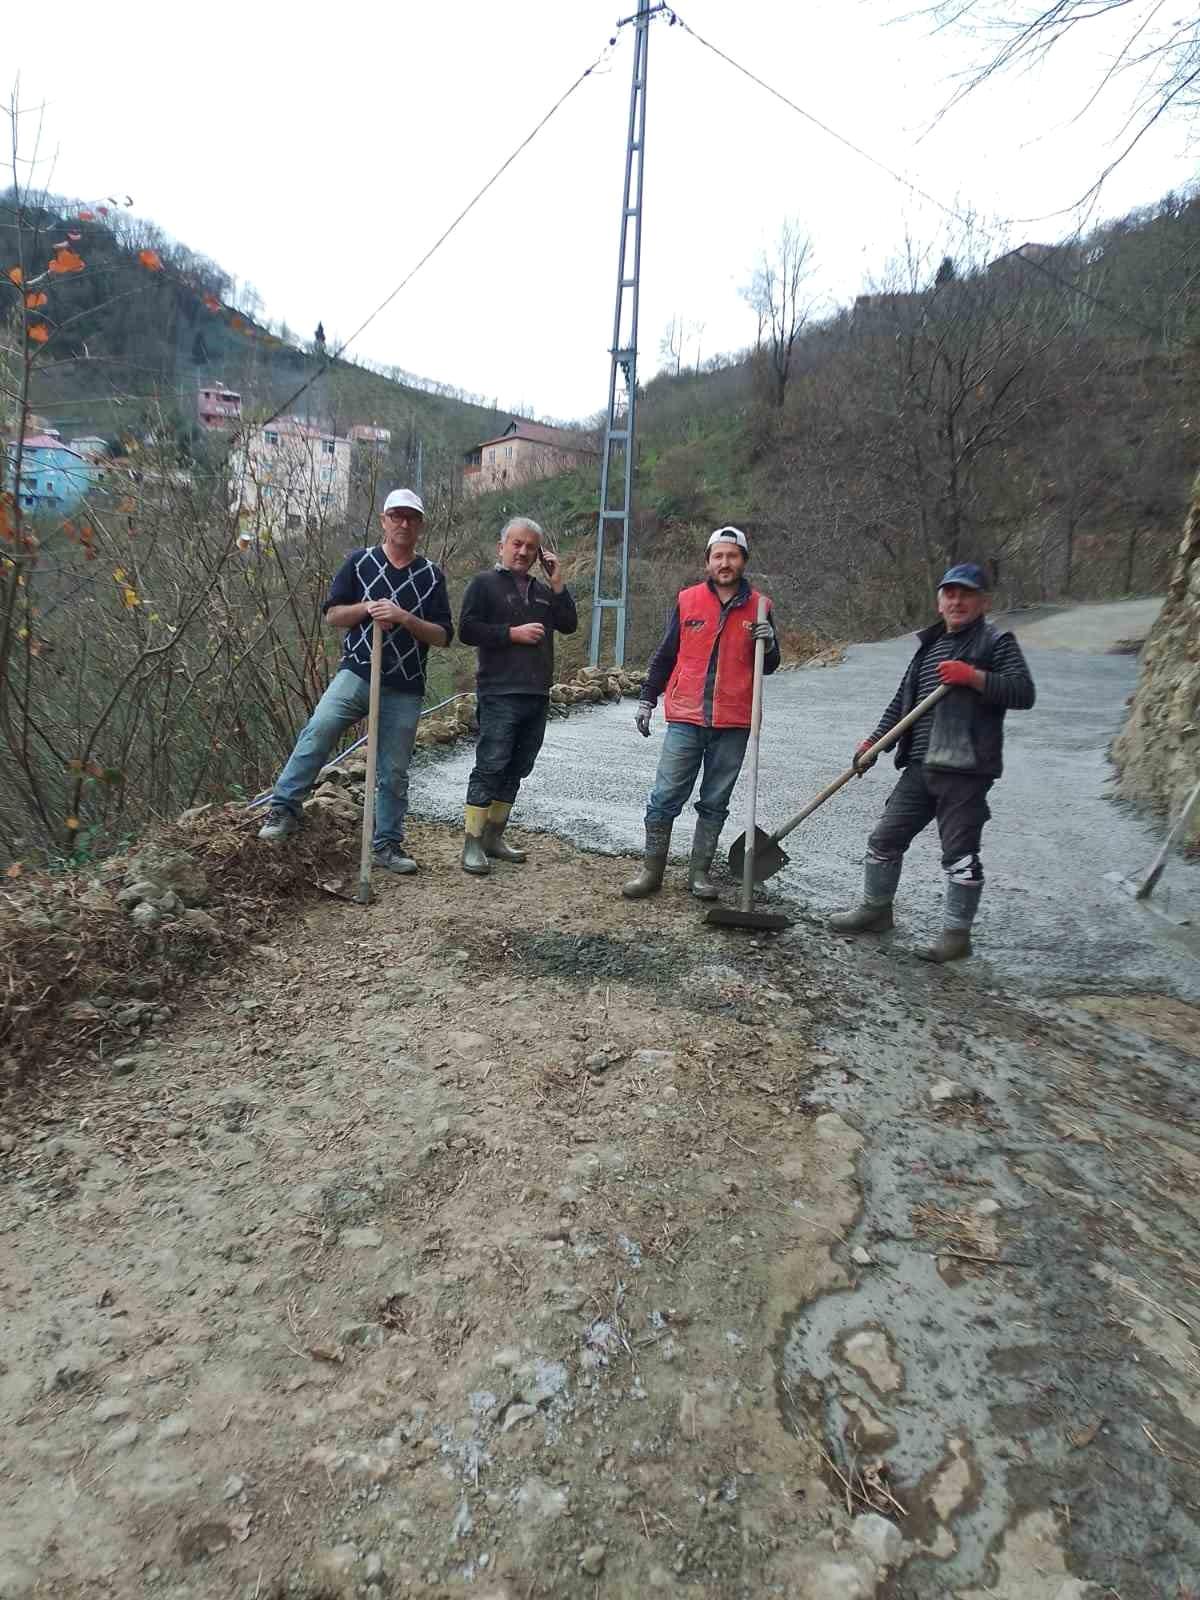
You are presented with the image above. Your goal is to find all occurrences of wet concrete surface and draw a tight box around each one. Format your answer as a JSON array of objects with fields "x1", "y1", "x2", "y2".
[{"x1": 412, "y1": 600, "x2": 1200, "y2": 1001}]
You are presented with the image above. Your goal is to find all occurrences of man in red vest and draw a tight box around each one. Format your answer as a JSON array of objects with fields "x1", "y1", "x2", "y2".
[{"x1": 623, "y1": 527, "x2": 778, "y2": 899}]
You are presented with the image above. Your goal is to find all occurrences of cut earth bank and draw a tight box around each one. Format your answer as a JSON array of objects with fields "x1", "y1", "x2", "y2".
[{"x1": 1, "y1": 602, "x2": 1198, "y2": 1600}]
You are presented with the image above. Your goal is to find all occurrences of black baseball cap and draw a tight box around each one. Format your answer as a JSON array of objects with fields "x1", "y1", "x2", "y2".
[{"x1": 938, "y1": 562, "x2": 990, "y2": 591}]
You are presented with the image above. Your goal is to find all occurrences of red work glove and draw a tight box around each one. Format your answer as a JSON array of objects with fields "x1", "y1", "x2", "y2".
[
  {"x1": 852, "y1": 738, "x2": 878, "y2": 776},
  {"x1": 938, "y1": 659, "x2": 982, "y2": 690}
]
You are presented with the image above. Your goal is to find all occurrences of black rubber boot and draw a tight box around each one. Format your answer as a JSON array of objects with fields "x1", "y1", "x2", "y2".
[
  {"x1": 621, "y1": 822, "x2": 672, "y2": 899},
  {"x1": 829, "y1": 857, "x2": 902, "y2": 934},
  {"x1": 462, "y1": 804, "x2": 491, "y2": 877},
  {"x1": 688, "y1": 818, "x2": 722, "y2": 900},
  {"x1": 483, "y1": 801, "x2": 526, "y2": 863}
]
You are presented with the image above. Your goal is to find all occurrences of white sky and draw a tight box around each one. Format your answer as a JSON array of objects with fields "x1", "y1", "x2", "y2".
[{"x1": 10, "y1": 1, "x2": 1197, "y2": 420}]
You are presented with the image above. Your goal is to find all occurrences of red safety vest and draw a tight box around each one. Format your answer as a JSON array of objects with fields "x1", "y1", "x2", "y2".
[{"x1": 664, "y1": 581, "x2": 768, "y2": 729}]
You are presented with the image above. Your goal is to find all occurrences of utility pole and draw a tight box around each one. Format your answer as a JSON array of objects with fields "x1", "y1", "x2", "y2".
[{"x1": 589, "y1": 0, "x2": 655, "y2": 668}]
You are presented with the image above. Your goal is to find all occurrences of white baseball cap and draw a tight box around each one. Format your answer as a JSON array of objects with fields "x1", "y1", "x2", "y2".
[
  {"x1": 707, "y1": 525, "x2": 748, "y2": 553},
  {"x1": 384, "y1": 488, "x2": 425, "y2": 516}
]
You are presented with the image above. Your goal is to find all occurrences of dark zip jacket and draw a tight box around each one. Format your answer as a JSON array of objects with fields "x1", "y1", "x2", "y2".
[
  {"x1": 872, "y1": 617, "x2": 1036, "y2": 779},
  {"x1": 459, "y1": 566, "x2": 578, "y2": 696}
]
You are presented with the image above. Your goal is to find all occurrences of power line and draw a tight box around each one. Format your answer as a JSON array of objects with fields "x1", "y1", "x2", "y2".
[
  {"x1": 671, "y1": 8, "x2": 1163, "y2": 340},
  {"x1": 256, "y1": 35, "x2": 617, "y2": 436}
]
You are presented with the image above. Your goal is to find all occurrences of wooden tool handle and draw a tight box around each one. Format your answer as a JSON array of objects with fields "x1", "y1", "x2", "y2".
[
  {"x1": 356, "y1": 622, "x2": 383, "y2": 904},
  {"x1": 768, "y1": 682, "x2": 950, "y2": 848},
  {"x1": 738, "y1": 597, "x2": 770, "y2": 913}
]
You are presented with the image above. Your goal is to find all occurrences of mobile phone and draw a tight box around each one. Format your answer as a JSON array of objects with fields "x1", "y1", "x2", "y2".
[{"x1": 538, "y1": 549, "x2": 554, "y2": 573}]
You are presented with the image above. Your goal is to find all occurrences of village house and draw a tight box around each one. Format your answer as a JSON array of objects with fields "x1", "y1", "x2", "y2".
[
  {"x1": 5, "y1": 432, "x2": 102, "y2": 515},
  {"x1": 463, "y1": 418, "x2": 595, "y2": 498},
  {"x1": 197, "y1": 382, "x2": 243, "y2": 431},
  {"x1": 229, "y1": 418, "x2": 352, "y2": 538}
]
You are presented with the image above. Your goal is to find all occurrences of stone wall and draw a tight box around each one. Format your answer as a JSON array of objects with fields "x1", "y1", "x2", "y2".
[{"x1": 1111, "y1": 476, "x2": 1200, "y2": 848}]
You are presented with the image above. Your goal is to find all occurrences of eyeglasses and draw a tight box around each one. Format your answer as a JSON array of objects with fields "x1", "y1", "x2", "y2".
[{"x1": 384, "y1": 509, "x2": 422, "y2": 523}]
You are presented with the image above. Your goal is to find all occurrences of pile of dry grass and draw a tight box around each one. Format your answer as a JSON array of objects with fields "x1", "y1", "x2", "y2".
[{"x1": 0, "y1": 803, "x2": 356, "y2": 1094}]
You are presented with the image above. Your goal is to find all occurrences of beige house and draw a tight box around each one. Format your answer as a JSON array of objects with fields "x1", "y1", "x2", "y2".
[{"x1": 463, "y1": 419, "x2": 596, "y2": 498}]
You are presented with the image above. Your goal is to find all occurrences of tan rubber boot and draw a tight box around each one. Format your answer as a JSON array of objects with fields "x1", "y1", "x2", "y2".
[
  {"x1": 483, "y1": 800, "x2": 526, "y2": 863},
  {"x1": 621, "y1": 822, "x2": 672, "y2": 899},
  {"x1": 462, "y1": 804, "x2": 491, "y2": 876}
]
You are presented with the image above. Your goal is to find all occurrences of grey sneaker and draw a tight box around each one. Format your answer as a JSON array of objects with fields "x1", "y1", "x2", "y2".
[
  {"x1": 258, "y1": 804, "x2": 299, "y2": 842},
  {"x1": 373, "y1": 845, "x2": 418, "y2": 876}
]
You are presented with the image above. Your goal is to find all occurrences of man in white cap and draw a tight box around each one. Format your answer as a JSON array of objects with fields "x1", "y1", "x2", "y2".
[
  {"x1": 258, "y1": 488, "x2": 453, "y2": 873},
  {"x1": 623, "y1": 526, "x2": 778, "y2": 899}
]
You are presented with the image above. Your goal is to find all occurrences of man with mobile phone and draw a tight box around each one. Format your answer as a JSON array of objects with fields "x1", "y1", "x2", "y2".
[{"x1": 457, "y1": 515, "x2": 578, "y2": 876}]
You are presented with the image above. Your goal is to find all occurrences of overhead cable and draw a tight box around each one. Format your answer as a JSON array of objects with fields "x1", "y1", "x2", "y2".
[{"x1": 257, "y1": 36, "x2": 616, "y2": 434}]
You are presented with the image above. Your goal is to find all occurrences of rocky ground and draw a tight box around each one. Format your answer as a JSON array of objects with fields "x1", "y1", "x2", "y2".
[{"x1": 2, "y1": 808, "x2": 1199, "y2": 1599}]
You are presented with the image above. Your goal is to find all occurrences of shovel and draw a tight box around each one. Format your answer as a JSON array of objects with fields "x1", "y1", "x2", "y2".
[
  {"x1": 355, "y1": 621, "x2": 384, "y2": 905},
  {"x1": 705, "y1": 597, "x2": 792, "y2": 933},
  {"x1": 727, "y1": 683, "x2": 950, "y2": 884}
]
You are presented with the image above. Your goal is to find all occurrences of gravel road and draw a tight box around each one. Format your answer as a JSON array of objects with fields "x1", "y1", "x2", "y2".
[{"x1": 413, "y1": 598, "x2": 1200, "y2": 1000}]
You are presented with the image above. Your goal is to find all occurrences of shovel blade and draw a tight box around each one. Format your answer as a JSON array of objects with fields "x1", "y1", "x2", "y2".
[{"x1": 727, "y1": 827, "x2": 789, "y2": 884}]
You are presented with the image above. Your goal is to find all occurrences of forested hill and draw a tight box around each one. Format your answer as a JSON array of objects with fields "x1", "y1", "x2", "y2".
[
  {"x1": 1, "y1": 192, "x2": 508, "y2": 470},
  {"x1": 481, "y1": 185, "x2": 1200, "y2": 652}
]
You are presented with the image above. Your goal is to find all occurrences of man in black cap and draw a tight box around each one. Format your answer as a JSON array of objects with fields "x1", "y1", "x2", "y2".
[{"x1": 829, "y1": 562, "x2": 1035, "y2": 962}]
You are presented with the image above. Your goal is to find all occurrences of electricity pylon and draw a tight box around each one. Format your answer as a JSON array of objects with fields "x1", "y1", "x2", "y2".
[{"x1": 589, "y1": 0, "x2": 660, "y2": 668}]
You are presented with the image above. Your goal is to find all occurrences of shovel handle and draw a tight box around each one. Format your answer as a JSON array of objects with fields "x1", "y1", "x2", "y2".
[
  {"x1": 768, "y1": 683, "x2": 950, "y2": 848},
  {"x1": 356, "y1": 622, "x2": 383, "y2": 904},
  {"x1": 739, "y1": 596, "x2": 770, "y2": 913}
]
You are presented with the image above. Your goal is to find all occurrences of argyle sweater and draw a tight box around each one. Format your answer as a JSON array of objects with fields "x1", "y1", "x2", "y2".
[{"x1": 323, "y1": 547, "x2": 454, "y2": 693}]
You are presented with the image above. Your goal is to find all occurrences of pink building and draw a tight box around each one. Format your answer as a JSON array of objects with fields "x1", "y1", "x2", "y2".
[
  {"x1": 198, "y1": 383, "x2": 243, "y2": 430},
  {"x1": 463, "y1": 418, "x2": 597, "y2": 498}
]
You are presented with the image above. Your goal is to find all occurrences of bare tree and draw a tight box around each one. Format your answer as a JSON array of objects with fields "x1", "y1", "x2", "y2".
[
  {"x1": 742, "y1": 220, "x2": 817, "y2": 408},
  {"x1": 659, "y1": 315, "x2": 684, "y2": 378},
  {"x1": 926, "y1": 2, "x2": 1200, "y2": 195}
]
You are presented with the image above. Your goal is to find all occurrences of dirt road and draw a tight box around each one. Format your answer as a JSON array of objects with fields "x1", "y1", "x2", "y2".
[{"x1": 2, "y1": 599, "x2": 1197, "y2": 1599}]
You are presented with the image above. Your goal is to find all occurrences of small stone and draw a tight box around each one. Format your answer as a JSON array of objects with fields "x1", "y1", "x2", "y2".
[
  {"x1": 974, "y1": 1198, "x2": 1001, "y2": 1216},
  {"x1": 0, "y1": 1133, "x2": 15, "y2": 1154},
  {"x1": 851, "y1": 1512, "x2": 902, "y2": 1567},
  {"x1": 579, "y1": 1545, "x2": 606, "y2": 1576},
  {"x1": 515, "y1": 1475, "x2": 568, "y2": 1524},
  {"x1": 94, "y1": 1395, "x2": 132, "y2": 1422},
  {"x1": 842, "y1": 1328, "x2": 902, "y2": 1394},
  {"x1": 364, "y1": 1553, "x2": 383, "y2": 1580},
  {"x1": 156, "y1": 1412, "x2": 191, "y2": 1441},
  {"x1": 851, "y1": 1246, "x2": 873, "y2": 1266},
  {"x1": 929, "y1": 1076, "x2": 970, "y2": 1105},
  {"x1": 131, "y1": 902, "x2": 161, "y2": 930},
  {"x1": 342, "y1": 1227, "x2": 383, "y2": 1250},
  {"x1": 167, "y1": 1122, "x2": 188, "y2": 1139},
  {"x1": 502, "y1": 1403, "x2": 538, "y2": 1432},
  {"x1": 223, "y1": 1475, "x2": 245, "y2": 1501},
  {"x1": 103, "y1": 1422, "x2": 140, "y2": 1452},
  {"x1": 110, "y1": 1056, "x2": 138, "y2": 1077},
  {"x1": 117, "y1": 879, "x2": 160, "y2": 907},
  {"x1": 339, "y1": 1323, "x2": 385, "y2": 1349}
]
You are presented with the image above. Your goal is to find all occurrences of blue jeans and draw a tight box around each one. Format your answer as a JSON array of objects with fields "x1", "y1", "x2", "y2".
[
  {"x1": 272, "y1": 669, "x2": 421, "y2": 848},
  {"x1": 645, "y1": 722, "x2": 751, "y2": 827}
]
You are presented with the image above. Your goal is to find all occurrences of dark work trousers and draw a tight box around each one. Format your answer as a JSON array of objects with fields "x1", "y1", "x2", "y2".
[
  {"x1": 466, "y1": 693, "x2": 550, "y2": 807},
  {"x1": 867, "y1": 763, "x2": 994, "y2": 875}
]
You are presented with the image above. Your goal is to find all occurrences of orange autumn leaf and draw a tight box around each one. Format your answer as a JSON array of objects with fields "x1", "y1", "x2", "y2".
[
  {"x1": 6, "y1": 266, "x2": 22, "y2": 286},
  {"x1": 78, "y1": 209, "x2": 95, "y2": 221},
  {"x1": 27, "y1": 322, "x2": 50, "y2": 344},
  {"x1": 65, "y1": 816, "x2": 80, "y2": 832},
  {"x1": 4, "y1": 862, "x2": 23, "y2": 879},
  {"x1": 230, "y1": 315, "x2": 245, "y2": 331},
  {"x1": 202, "y1": 293, "x2": 221, "y2": 312},
  {"x1": 138, "y1": 249, "x2": 164, "y2": 272},
  {"x1": 48, "y1": 248, "x2": 85, "y2": 275},
  {"x1": 25, "y1": 291, "x2": 47, "y2": 309}
]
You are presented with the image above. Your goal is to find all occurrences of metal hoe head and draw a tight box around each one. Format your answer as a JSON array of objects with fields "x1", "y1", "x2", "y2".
[
  {"x1": 727, "y1": 826, "x2": 789, "y2": 884},
  {"x1": 704, "y1": 902, "x2": 792, "y2": 931}
]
